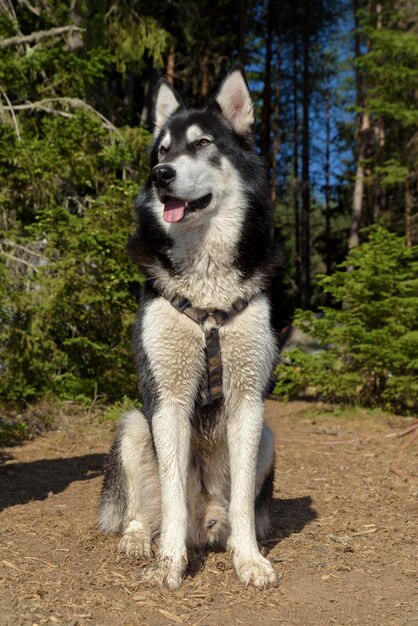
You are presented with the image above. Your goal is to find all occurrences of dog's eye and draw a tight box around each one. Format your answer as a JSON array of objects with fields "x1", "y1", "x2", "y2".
[
  {"x1": 197, "y1": 138, "x2": 211, "y2": 147},
  {"x1": 159, "y1": 145, "x2": 168, "y2": 155}
]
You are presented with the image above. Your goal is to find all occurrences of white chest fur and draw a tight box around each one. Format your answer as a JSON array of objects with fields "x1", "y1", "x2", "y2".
[
  {"x1": 142, "y1": 293, "x2": 276, "y2": 407},
  {"x1": 153, "y1": 215, "x2": 265, "y2": 310},
  {"x1": 167, "y1": 210, "x2": 245, "y2": 309}
]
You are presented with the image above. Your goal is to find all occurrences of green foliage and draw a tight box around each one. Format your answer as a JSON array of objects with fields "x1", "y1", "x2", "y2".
[
  {"x1": 356, "y1": 2, "x2": 418, "y2": 230},
  {"x1": 99, "y1": 396, "x2": 142, "y2": 425},
  {"x1": 373, "y1": 160, "x2": 410, "y2": 187},
  {"x1": 0, "y1": 420, "x2": 29, "y2": 445},
  {"x1": 0, "y1": 169, "x2": 146, "y2": 402},
  {"x1": 359, "y1": 26, "x2": 418, "y2": 127},
  {"x1": 0, "y1": 6, "x2": 157, "y2": 404},
  {"x1": 0, "y1": 0, "x2": 416, "y2": 414},
  {"x1": 107, "y1": 11, "x2": 172, "y2": 74},
  {"x1": 274, "y1": 227, "x2": 418, "y2": 413}
]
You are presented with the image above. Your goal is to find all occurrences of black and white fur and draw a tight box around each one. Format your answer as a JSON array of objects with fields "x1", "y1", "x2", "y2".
[{"x1": 99, "y1": 66, "x2": 279, "y2": 590}]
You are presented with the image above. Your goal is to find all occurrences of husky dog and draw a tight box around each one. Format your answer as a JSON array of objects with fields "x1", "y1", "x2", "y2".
[{"x1": 99, "y1": 66, "x2": 279, "y2": 590}]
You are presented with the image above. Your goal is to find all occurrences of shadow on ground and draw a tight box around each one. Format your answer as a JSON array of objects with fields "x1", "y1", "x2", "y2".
[
  {"x1": 0, "y1": 453, "x2": 105, "y2": 511},
  {"x1": 270, "y1": 495, "x2": 317, "y2": 541},
  {"x1": 186, "y1": 495, "x2": 317, "y2": 578}
]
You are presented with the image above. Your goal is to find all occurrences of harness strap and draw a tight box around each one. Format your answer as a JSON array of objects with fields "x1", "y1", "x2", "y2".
[{"x1": 162, "y1": 292, "x2": 253, "y2": 407}]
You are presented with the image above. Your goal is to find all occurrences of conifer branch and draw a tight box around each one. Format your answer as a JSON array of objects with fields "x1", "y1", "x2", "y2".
[
  {"x1": 0, "y1": 25, "x2": 84, "y2": 48},
  {"x1": 15, "y1": 0, "x2": 41, "y2": 16},
  {"x1": 0, "y1": 97, "x2": 123, "y2": 137}
]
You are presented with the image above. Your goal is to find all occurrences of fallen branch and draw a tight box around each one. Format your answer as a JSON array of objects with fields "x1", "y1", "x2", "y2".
[
  {"x1": 351, "y1": 528, "x2": 378, "y2": 536},
  {"x1": 0, "y1": 25, "x2": 84, "y2": 48},
  {"x1": 390, "y1": 464, "x2": 410, "y2": 480},
  {"x1": 318, "y1": 438, "x2": 359, "y2": 445},
  {"x1": 396, "y1": 421, "x2": 418, "y2": 438},
  {"x1": 24, "y1": 555, "x2": 58, "y2": 568},
  {"x1": 158, "y1": 609, "x2": 183, "y2": 624}
]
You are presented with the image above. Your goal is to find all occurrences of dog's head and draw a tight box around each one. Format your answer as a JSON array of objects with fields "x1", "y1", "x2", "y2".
[{"x1": 149, "y1": 66, "x2": 255, "y2": 226}]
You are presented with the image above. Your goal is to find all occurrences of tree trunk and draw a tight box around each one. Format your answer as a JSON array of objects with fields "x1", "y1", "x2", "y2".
[
  {"x1": 166, "y1": 50, "x2": 175, "y2": 87},
  {"x1": 405, "y1": 177, "x2": 413, "y2": 247},
  {"x1": 371, "y1": 2, "x2": 385, "y2": 222},
  {"x1": 349, "y1": 111, "x2": 370, "y2": 249},
  {"x1": 260, "y1": 0, "x2": 273, "y2": 168},
  {"x1": 67, "y1": 0, "x2": 84, "y2": 51},
  {"x1": 200, "y1": 45, "x2": 210, "y2": 103},
  {"x1": 348, "y1": 0, "x2": 368, "y2": 250},
  {"x1": 271, "y1": 34, "x2": 282, "y2": 207},
  {"x1": 140, "y1": 69, "x2": 159, "y2": 129},
  {"x1": 292, "y1": 31, "x2": 301, "y2": 305},
  {"x1": 239, "y1": 0, "x2": 247, "y2": 65},
  {"x1": 301, "y1": 24, "x2": 311, "y2": 308},
  {"x1": 325, "y1": 88, "x2": 332, "y2": 276}
]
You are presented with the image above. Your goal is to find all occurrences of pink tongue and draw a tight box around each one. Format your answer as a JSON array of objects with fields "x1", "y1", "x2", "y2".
[{"x1": 163, "y1": 198, "x2": 186, "y2": 223}]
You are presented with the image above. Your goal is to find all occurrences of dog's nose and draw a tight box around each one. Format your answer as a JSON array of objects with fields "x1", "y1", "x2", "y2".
[{"x1": 151, "y1": 164, "x2": 176, "y2": 187}]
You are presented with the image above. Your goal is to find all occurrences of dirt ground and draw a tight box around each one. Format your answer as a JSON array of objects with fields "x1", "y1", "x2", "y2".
[{"x1": 1, "y1": 400, "x2": 417, "y2": 626}]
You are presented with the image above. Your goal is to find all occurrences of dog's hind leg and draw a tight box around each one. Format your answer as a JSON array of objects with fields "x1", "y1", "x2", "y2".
[
  {"x1": 99, "y1": 409, "x2": 161, "y2": 560},
  {"x1": 98, "y1": 433, "x2": 126, "y2": 534},
  {"x1": 118, "y1": 409, "x2": 161, "y2": 559}
]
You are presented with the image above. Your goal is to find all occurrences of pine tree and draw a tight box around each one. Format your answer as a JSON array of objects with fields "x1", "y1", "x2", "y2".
[{"x1": 274, "y1": 227, "x2": 418, "y2": 413}]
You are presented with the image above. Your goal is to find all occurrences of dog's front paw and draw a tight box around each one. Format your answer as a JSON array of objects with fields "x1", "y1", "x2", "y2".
[
  {"x1": 233, "y1": 553, "x2": 278, "y2": 589},
  {"x1": 141, "y1": 555, "x2": 185, "y2": 590},
  {"x1": 118, "y1": 530, "x2": 154, "y2": 560}
]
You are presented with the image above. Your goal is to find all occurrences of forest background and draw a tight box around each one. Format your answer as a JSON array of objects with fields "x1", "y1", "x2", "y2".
[{"x1": 0, "y1": 0, "x2": 417, "y2": 424}]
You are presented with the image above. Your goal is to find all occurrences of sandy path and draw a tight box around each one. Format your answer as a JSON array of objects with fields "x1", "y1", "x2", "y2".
[{"x1": 1, "y1": 401, "x2": 417, "y2": 626}]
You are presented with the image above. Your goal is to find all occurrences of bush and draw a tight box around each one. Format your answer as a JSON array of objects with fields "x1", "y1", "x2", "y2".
[
  {"x1": 0, "y1": 114, "x2": 148, "y2": 403},
  {"x1": 99, "y1": 396, "x2": 142, "y2": 426},
  {"x1": 0, "y1": 420, "x2": 29, "y2": 446},
  {"x1": 274, "y1": 227, "x2": 418, "y2": 413},
  {"x1": 0, "y1": 6, "x2": 164, "y2": 405}
]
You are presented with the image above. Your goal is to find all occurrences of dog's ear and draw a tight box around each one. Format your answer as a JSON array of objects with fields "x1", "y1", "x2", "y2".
[
  {"x1": 215, "y1": 65, "x2": 254, "y2": 135},
  {"x1": 154, "y1": 79, "x2": 182, "y2": 136}
]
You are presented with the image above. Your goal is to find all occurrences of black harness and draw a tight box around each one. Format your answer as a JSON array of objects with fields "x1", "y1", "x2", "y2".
[{"x1": 157, "y1": 289, "x2": 254, "y2": 407}]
